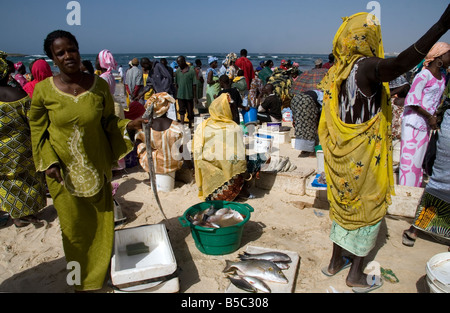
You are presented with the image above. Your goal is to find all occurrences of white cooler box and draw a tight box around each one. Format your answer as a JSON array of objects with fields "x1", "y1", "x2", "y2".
[{"x1": 110, "y1": 224, "x2": 179, "y2": 293}]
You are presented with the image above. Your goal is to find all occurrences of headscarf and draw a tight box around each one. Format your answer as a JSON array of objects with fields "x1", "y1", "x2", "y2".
[
  {"x1": 23, "y1": 59, "x2": 53, "y2": 98},
  {"x1": 98, "y1": 50, "x2": 118, "y2": 94},
  {"x1": 317, "y1": 12, "x2": 394, "y2": 230},
  {"x1": 423, "y1": 42, "x2": 450, "y2": 68},
  {"x1": 14, "y1": 62, "x2": 23, "y2": 71},
  {"x1": 224, "y1": 52, "x2": 237, "y2": 67},
  {"x1": 98, "y1": 49, "x2": 118, "y2": 72},
  {"x1": 0, "y1": 51, "x2": 8, "y2": 80},
  {"x1": 145, "y1": 92, "x2": 175, "y2": 118},
  {"x1": 193, "y1": 93, "x2": 247, "y2": 200},
  {"x1": 208, "y1": 56, "x2": 218, "y2": 65}
]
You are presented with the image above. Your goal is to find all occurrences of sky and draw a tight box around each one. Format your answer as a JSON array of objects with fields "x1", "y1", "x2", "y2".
[{"x1": 1, "y1": 0, "x2": 449, "y2": 55}]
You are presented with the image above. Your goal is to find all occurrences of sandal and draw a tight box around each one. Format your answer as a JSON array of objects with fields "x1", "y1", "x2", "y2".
[
  {"x1": 321, "y1": 256, "x2": 352, "y2": 277},
  {"x1": 402, "y1": 230, "x2": 416, "y2": 247},
  {"x1": 352, "y1": 279, "x2": 383, "y2": 293},
  {"x1": 13, "y1": 215, "x2": 43, "y2": 228}
]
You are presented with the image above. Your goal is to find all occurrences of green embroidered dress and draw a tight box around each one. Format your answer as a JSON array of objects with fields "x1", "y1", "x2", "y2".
[
  {"x1": 0, "y1": 96, "x2": 46, "y2": 218},
  {"x1": 30, "y1": 76, "x2": 133, "y2": 291}
]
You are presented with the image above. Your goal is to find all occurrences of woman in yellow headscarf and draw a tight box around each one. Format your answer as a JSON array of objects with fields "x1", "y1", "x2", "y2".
[
  {"x1": 193, "y1": 93, "x2": 264, "y2": 201},
  {"x1": 318, "y1": 7, "x2": 450, "y2": 293}
]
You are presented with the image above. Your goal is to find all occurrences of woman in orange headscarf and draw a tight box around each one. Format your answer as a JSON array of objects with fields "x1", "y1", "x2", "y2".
[{"x1": 318, "y1": 7, "x2": 449, "y2": 292}]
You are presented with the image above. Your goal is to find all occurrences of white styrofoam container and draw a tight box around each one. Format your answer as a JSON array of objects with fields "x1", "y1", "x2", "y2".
[
  {"x1": 113, "y1": 277, "x2": 180, "y2": 293},
  {"x1": 426, "y1": 252, "x2": 450, "y2": 293},
  {"x1": 258, "y1": 129, "x2": 290, "y2": 144},
  {"x1": 111, "y1": 224, "x2": 177, "y2": 287}
]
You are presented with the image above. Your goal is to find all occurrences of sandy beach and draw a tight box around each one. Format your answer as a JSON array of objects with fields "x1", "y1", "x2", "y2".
[{"x1": 0, "y1": 83, "x2": 448, "y2": 294}]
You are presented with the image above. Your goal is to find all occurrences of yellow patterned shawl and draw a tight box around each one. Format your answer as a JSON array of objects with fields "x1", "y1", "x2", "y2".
[
  {"x1": 317, "y1": 12, "x2": 394, "y2": 230},
  {"x1": 193, "y1": 93, "x2": 247, "y2": 200}
]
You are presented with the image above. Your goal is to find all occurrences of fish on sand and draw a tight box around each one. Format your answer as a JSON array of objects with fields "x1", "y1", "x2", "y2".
[
  {"x1": 238, "y1": 251, "x2": 292, "y2": 263},
  {"x1": 223, "y1": 259, "x2": 288, "y2": 284}
]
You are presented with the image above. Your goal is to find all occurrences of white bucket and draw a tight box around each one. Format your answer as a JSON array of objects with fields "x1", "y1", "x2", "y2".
[
  {"x1": 254, "y1": 133, "x2": 273, "y2": 154},
  {"x1": 426, "y1": 252, "x2": 450, "y2": 293},
  {"x1": 154, "y1": 172, "x2": 176, "y2": 192}
]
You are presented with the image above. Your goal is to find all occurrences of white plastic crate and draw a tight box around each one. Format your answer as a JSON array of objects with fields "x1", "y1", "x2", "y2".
[{"x1": 111, "y1": 224, "x2": 177, "y2": 287}]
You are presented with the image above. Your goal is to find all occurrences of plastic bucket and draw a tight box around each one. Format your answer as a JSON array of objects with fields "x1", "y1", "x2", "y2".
[
  {"x1": 426, "y1": 252, "x2": 450, "y2": 293},
  {"x1": 254, "y1": 133, "x2": 273, "y2": 154},
  {"x1": 267, "y1": 122, "x2": 281, "y2": 130},
  {"x1": 153, "y1": 172, "x2": 175, "y2": 192},
  {"x1": 178, "y1": 201, "x2": 254, "y2": 255},
  {"x1": 243, "y1": 107, "x2": 257, "y2": 125}
]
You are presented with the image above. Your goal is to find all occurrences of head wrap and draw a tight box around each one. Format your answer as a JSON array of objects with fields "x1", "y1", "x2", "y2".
[
  {"x1": 98, "y1": 49, "x2": 118, "y2": 72},
  {"x1": 131, "y1": 57, "x2": 139, "y2": 66},
  {"x1": 317, "y1": 12, "x2": 394, "y2": 230},
  {"x1": 208, "y1": 56, "x2": 218, "y2": 65},
  {"x1": 145, "y1": 92, "x2": 175, "y2": 118},
  {"x1": 423, "y1": 42, "x2": 450, "y2": 68},
  {"x1": 224, "y1": 53, "x2": 237, "y2": 67},
  {"x1": 23, "y1": 59, "x2": 53, "y2": 97},
  {"x1": 0, "y1": 51, "x2": 8, "y2": 80},
  {"x1": 14, "y1": 62, "x2": 23, "y2": 71},
  {"x1": 192, "y1": 93, "x2": 247, "y2": 200}
]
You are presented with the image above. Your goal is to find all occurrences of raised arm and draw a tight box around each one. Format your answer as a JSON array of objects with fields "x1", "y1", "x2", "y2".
[{"x1": 363, "y1": 4, "x2": 450, "y2": 83}]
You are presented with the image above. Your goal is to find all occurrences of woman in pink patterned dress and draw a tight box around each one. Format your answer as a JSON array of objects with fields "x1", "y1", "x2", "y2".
[{"x1": 399, "y1": 42, "x2": 450, "y2": 187}]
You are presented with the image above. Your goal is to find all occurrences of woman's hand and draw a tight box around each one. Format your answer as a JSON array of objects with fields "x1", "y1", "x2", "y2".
[
  {"x1": 428, "y1": 115, "x2": 438, "y2": 130},
  {"x1": 46, "y1": 165, "x2": 64, "y2": 184},
  {"x1": 127, "y1": 118, "x2": 149, "y2": 131}
]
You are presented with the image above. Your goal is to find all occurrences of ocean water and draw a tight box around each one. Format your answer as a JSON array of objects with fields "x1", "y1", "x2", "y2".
[{"x1": 7, "y1": 52, "x2": 330, "y2": 75}]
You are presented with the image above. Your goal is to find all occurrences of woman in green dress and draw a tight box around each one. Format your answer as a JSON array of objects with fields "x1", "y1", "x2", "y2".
[
  {"x1": 205, "y1": 57, "x2": 220, "y2": 109},
  {"x1": 29, "y1": 30, "x2": 145, "y2": 292},
  {"x1": 0, "y1": 52, "x2": 47, "y2": 228}
]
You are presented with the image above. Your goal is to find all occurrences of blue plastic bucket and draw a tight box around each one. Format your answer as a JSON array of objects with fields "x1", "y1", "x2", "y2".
[{"x1": 243, "y1": 107, "x2": 257, "y2": 125}]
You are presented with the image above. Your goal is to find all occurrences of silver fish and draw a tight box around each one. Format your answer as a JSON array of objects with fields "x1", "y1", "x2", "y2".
[
  {"x1": 240, "y1": 276, "x2": 271, "y2": 293},
  {"x1": 238, "y1": 251, "x2": 292, "y2": 263},
  {"x1": 228, "y1": 275, "x2": 256, "y2": 293},
  {"x1": 223, "y1": 260, "x2": 288, "y2": 284},
  {"x1": 274, "y1": 262, "x2": 290, "y2": 270}
]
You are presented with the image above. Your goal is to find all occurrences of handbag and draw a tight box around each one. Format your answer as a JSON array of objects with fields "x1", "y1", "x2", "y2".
[{"x1": 422, "y1": 130, "x2": 438, "y2": 176}]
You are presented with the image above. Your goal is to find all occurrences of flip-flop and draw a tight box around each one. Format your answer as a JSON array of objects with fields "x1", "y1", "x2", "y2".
[
  {"x1": 352, "y1": 279, "x2": 383, "y2": 293},
  {"x1": 13, "y1": 215, "x2": 43, "y2": 228},
  {"x1": 321, "y1": 257, "x2": 352, "y2": 277},
  {"x1": 402, "y1": 230, "x2": 416, "y2": 247}
]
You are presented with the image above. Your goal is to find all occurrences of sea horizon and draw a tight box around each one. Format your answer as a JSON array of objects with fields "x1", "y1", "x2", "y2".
[{"x1": 6, "y1": 51, "x2": 400, "y2": 74}]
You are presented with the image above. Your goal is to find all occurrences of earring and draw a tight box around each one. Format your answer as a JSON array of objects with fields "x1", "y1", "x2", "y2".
[{"x1": 437, "y1": 59, "x2": 444, "y2": 68}]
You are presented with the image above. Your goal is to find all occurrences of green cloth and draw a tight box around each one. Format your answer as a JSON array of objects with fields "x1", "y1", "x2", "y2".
[
  {"x1": 206, "y1": 77, "x2": 220, "y2": 108},
  {"x1": 175, "y1": 66, "x2": 196, "y2": 100},
  {"x1": 258, "y1": 67, "x2": 273, "y2": 85},
  {"x1": 329, "y1": 220, "x2": 381, "y2": 257},
  {"x1": 29, "y1": 76, "x2": 134, "y2": 290},
  {"x1": 0, "y1": 96, "x2": 46, "y2": 218}
]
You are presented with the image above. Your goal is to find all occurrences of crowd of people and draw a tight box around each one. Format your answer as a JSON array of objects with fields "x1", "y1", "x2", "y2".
[{"x1": 0, "y1": 5, "x2": 449, "y2": 293}]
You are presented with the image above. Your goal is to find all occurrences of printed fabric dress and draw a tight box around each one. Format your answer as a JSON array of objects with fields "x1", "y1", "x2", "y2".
[
  {"x1": 399, "y1": 68, "x2": 446, "y2": 187},
  {"x1": 29, "y1": 76, "x2": 133, "y2": 291},
  {"x1": 317, "y1": 12, "x2": 394, "y2": 257},
  {"x1": 0, "y1": 96, "x2": 46, "y2": 219},
  {"x1": 136, "y1": 121, "x2": 184, "y2": 174}
]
